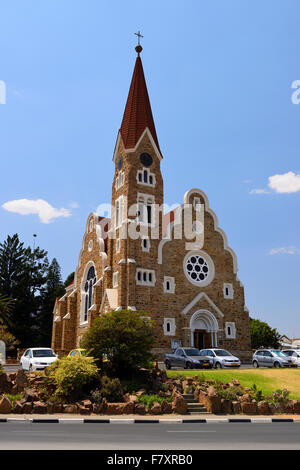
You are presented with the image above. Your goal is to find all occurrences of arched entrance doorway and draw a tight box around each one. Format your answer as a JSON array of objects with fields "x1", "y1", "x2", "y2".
[{"x1": 190, "y1": 310, "x2": 218, "y2": 349}]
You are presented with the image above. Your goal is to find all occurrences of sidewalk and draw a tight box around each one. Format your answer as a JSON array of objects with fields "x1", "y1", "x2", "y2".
[{"x1": 1, "y1": 413, "x2": 300, "y2": 423}]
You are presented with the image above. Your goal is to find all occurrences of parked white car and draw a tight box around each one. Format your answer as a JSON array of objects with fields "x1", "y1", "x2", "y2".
[
  {"x1": 282, "y1": 349, "x2": 300, "y2": 367},
  {"x1": 20, "y1": 348, "x2": 58, "y2": 371},
  {"x1": 199, "y1": 348, "x2": 241, "y2": 368}
]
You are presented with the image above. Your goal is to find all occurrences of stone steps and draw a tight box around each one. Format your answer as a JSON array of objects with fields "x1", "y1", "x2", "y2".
[{"x1": 183, "y1": 394, "x2": 208, "y2": 414}]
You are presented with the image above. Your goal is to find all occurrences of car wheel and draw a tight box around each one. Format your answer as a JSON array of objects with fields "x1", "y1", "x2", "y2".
[
  {"x1": 185, "y1": 362, "x2": 192, "y2": 369},
  {"x1": 215, "y1": 362, "x2": 222, "y2": 369},
  {"x1": 165, "y1": 361, "x2": 171, "y2": 370},
  {"x1": 274, "y1": 361, "x2": 280, "y2": 368},
  {"x1": 253, "y1": 361, "x2": 259, "y2": 368}
]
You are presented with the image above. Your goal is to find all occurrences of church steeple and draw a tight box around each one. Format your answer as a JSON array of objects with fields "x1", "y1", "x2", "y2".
[{"x1": 118, "y1": 41, "x2": 161, "y2": 155}]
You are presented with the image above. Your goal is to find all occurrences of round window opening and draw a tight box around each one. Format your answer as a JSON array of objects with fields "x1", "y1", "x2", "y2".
[{"x1": 184, "y1": 251, "x2": 214, "y2": 286}]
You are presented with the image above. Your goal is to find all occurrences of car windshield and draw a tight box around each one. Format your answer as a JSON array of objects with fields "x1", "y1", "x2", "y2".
[
  {"x1": 184, "y1": 349, "x2": 201, "y2": 356},
  {"x1": 214, "y1": 349, "x2": 232, "y2": 357},
  {"x1": 271, "y1": 350, "x2": 286, "y2": 358},
  {"x1": 32, "y1": 349, "x2": 56, "y2": 358}
]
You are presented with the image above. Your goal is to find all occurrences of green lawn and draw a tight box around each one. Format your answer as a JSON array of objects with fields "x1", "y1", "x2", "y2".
[{"x1": 167, "y1": 369, "x2": 300, "y2": 401}]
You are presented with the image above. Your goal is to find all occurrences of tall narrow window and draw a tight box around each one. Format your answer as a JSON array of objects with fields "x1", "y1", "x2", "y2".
[{"x1": 83, "y1": 265, "x2": 96, "y2": 323}]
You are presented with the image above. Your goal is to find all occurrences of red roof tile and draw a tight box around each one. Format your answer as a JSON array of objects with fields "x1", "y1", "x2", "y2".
[{"x1": 120, "y1": 55, "x2": 161, "y2": 153}]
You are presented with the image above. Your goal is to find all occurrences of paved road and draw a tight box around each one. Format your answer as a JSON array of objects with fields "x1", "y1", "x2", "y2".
[{"x1": 0, "y1": 422, "x2": 299, "y2": 450}]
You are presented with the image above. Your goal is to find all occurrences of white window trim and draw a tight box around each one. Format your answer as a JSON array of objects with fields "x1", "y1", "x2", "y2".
[
  {"x1": 116, "y1": 238, "x2": 120, "y2": 254},
  {"x1": 163, "y1": 318, "x2": 176, "y2": 336},
  {"x1": 163, "y1": 276, "x2": 175, "y2": 294},
  {"x1": 225, "y1": 321, "x2": 236, "y2": 339},
  {"x1": 137, "y1": 192, "x2": 155, "y2": 227},
  {"x1": 223, "y1": 283, "x2": 234, "y2": 299},
  {"x1": 137, "y1": 167, "x2": 156, "y2": 187},
  {"x1": 136, "y1": 268, "x2": 156, "y2": 286},
  {"x1": 115, "y1": 195, "x2": 126, "y2": 229},
  {"x1": 115, "y1": 170, "x2": 125, "y2": 191},
  {"x1": 141, "y1": 236, "x2": 150, "y2": 252},
  {"x1": 113, "y1": 271, "x2": 119, "y2": 288}
]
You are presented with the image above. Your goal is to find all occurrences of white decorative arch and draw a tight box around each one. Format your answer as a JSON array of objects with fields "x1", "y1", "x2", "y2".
[
  {"x1": 190, "y1": 309, "x2": 219, "y2": 347},
  {"x1": 80, "y1": 261, "x2": 97, "y2": 325},
  {"x1": 74, "y1": 213, "x2": 108, "y2": 286},
  {"x1": 184, "y1": 188, "x2": 238, "y2": 274}
]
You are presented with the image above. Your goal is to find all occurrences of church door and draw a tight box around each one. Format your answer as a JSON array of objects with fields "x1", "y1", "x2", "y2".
[{"x1": 194, "y1": 329, "x2": 211, "y2": 350}]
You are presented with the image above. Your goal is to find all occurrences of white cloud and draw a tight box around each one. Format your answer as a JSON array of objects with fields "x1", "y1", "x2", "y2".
[
  {"x1": 69, "y1": 201, "x2": 79, "y2": 209},
  {"x1": 268, "y1": 172, "x2": 300, "y2": 194},
  {"x1": 2, "y1": 198, "x2": 71, "y2": 224},
  {"x1": 269, "y1": 246, "x2": 300, "y2": 255},
  {"x1": 249, "y1": 189, "x2": 270, "y2": 194}
]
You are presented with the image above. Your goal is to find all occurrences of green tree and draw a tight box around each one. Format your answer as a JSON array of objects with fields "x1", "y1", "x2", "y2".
[
  {"x1": 0, "y1": 294, "x2": 14, "y2": 325},
  {"x1": 250, "y1": 318, "x2": 281, "y2": 349},
  {"x1": 80, "y1": 309, "x2": 155, "y2": 377},
  {"x1": 64, "y1": 272, "x2": 75, "y2": 288},
  {"x1": 37, "y1": 258, "x2": 65, "y2": 346},
  {"x1": 0, "y1": 234, "x2": 49, "y2": 347}
]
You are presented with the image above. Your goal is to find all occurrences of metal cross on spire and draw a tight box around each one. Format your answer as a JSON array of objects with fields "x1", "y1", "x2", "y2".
[{"x1": 134, "y1": 30, "x2": 144, "y2": 46}]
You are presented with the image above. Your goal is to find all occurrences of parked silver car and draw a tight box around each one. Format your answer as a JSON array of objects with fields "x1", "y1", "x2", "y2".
[
  {"x1": 281, "y1": 349, "x2": 300, "y2": 367},
  {"x1": 252, "y1": 349, "x2": 296, "y2": 368},
  {"x1": 199, "y1": 348, "x2": 241, "y2": 368}
]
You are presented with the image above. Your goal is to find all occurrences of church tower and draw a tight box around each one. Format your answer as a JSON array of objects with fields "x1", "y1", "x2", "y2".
[{"x1": 108, "y1": 42, "x2": 164, "y2": 313}]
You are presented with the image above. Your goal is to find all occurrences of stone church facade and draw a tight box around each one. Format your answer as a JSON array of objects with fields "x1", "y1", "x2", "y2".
[{"x1": 51, "y1": 45, "x2": 251, "y2": 361}]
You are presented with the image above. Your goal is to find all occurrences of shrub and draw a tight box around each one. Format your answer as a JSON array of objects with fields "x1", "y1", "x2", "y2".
[
  {"x1": 80, "y1": 309, "x2": 155, "y2": 377},
  {"x1": 53, "y1": 356, "x2": 99, "y2": 400},
  {"x1": 90, "y1": 388, "x2": 102, "y2": 404},
  {"x1": 216, "y1": 386, "x2": 244, "y2": 401},
  {"x1": 271, "y1": 388, "x2": 290, "y2": 405},
  {"x1": 137, "y1": 394, "x2": 172, "y2": 411},
  {"x1": 6, "y1": 393, "x2": 23, "y2": 407},
  {"x1": 250, "y1": 384, "x2": 264, "y2": 402},
  {"x1": 100, "y1": 376, "x2": 123, "y2": 402}
]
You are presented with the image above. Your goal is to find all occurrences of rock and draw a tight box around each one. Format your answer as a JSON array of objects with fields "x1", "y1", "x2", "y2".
[
  {"x1": 0, "y1": 395, "x2": 12, "y2": 413},
  {"x1": 292, "y1": 401, "x2": 300, "y2": 414},
  {"x1": 172, "y1": 392, "x2": 187, "y2": 414},
  {"x1": 135, "y1": 404, "x2": 146, "y2": 415},
  {"x1": 198, "y1": 391, "x2": 222, "y2": 414},
  {"x1": 0, "y1": 373, "x2": 12, "y2": 394},
  {"x1": 52, "y1": 403, "x2": 63, "y2": 414},
  {"x1": 15, "y1": 370, "x2": 28, "y2": 392},
  {"x1": 193, "y1": 386, "x2": 200, "y2": 401},
  {"x1": 150, "y1": 401, "x2": 162, "y2": 415},
  {"x1": 241, "y1": 402, "x2": 257, "y2": 414},
  {"x1": 232, "y1": 401, "x2": 241, "y2": 414},
  {"x1": 207, "y1": 386, "x2": 217, "y2": 396},
  {"x1": 124, "y1": 394, "x2": 138, "y2": 403},
  {"x1": 284, "y1": 401, "x2": 294, "y2": 414},
  {"x1": 122, "y1": 401, "x2": 135, "y2": 414},
  {"x1": 136, "y1": 390, "x2": 146, "y2": 397},
  {"x1": 257, "y1": 401, "x2": 270, "y2": 415},
  {"x1": 221, "y1": 399, "x2": 232, "y2": 414},
  {"x1": 23, "y1": 402, "x2": 33, "y2": 413},
  {"x1": 78, "y1": 405, "x2": 90, "y2": 415},
  {"x1": 81, "y1": 399, "x2": 93, "y2": 411},
  {"x1": 239, "y1": 394, "x2": 251, "y2": 403},
  {"x1": 229, "y1": 379, "x2": 240, "y2": 387},
  {"x1": 161, "y1": 400, "x2": 172, "y2": 414},
  {"x1": 13, "y1": 401, "x2": 24, "y2": 414},
  {"x1": 22, "y1": 389, "x2": 39, "y2": 403},
  {"x1": 105, "y1": 403, "x2": 124, "y2": 415},
  {"x1": 92, "y1": 403, "x2": 103, "y2": 414},
  {"x1": 63, "y1": 404, "x2": 78, "y2": 414},
  {"x1": 33, "y1": 401, "x2": 48, "y2": 414}
]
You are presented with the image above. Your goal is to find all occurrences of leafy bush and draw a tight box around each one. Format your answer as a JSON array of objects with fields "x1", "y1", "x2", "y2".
[
  {"x1": 137, "y1": 394, "x2": 172, "y2": 411},
  {"x1": 250, "y1": 384, "x2": 264, "y2": 402},
  {"x1": 53, "y1": 356, "x2": 99, "y2": 400},
  {"x1": 6, "y1": 393, "x2": 23, "y2": 406},
  {"x1": 271, "y1": 388, "x2": 290, "y2": 404},
  {"x1": 100, "y1": 376, "x2": 123, "y2": 402},
  {"x1": 90, "y1": 388, "x2": 102, "y2": 404},
  {"x1": 216, "y1": 386, "x2": 244, "y2": 401},
  {"x1": 80, "y1": 309, "x2": 155, "y2": 377}
]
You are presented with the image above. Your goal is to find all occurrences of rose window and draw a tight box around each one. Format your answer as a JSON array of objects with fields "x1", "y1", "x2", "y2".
[{"x1": 185, "y1": 254, "x2": 209, "y2": 284}]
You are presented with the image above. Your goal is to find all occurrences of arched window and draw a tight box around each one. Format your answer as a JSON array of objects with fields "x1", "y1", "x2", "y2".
[{"x1": 82, "y1": 265, "x2": 96, "y2": 323}]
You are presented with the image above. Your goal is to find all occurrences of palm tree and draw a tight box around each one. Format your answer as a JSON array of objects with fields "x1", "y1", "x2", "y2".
[{"x1": 0, "y1": 294, "x2": 14, "y2": 325}]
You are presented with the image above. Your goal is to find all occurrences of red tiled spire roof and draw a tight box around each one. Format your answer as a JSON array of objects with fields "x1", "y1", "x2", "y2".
[{"x1": 119, "y1": 53, "x2": 161, "y2": 154}]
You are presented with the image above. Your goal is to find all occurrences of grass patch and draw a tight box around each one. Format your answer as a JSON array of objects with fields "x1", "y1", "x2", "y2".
[{"x1": 167, "y1": 369, "x2": 300, "y2": 401}]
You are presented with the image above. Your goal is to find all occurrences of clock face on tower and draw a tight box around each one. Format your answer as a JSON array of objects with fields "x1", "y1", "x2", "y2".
[{"x1": 140, "y1": 152, "x2": 153, "y2": 167}]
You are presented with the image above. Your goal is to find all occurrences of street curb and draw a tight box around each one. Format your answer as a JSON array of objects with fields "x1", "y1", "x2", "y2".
[{"x1": 0, "y1": 417, "x2": 299, "y2": 424}]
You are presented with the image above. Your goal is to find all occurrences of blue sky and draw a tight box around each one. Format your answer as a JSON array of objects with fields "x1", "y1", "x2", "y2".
[{"x1": 0, "y1": 0, "x2": 299, "y2": 337}]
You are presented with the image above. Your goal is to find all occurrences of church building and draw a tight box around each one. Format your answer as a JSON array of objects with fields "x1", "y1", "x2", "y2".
[{"x1": 51, "y1": 42, "x2": 252, "y2": 361}]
